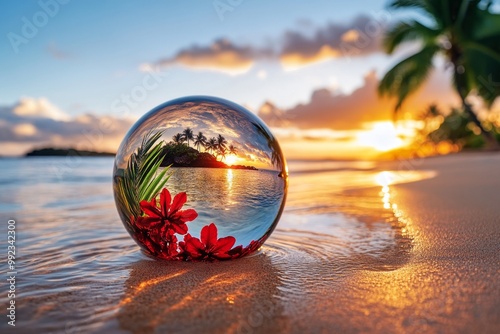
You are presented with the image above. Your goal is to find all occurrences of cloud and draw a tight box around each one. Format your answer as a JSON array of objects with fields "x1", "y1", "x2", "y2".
[
  {"x1": 11, "y1": 97, "x2": 69, "y2": 121},
  {"x1": 143, "y1": 39, "x2": 267, "y2": 75},
  {"x1": 279, "y1": 15, "x2": 384, "y2": 69},
  {"x1": 0, "y1": 98, "x2": 134, "y2": 156},
  {"x1": 258, "y1": 69, "x2": 460, "y2": 131},
  {"x1": 13, "y1": 123, "x2": 37, "y2": 136},
  {"x1": 143, "y1": 15, "x2": 385, "y2": 74}
]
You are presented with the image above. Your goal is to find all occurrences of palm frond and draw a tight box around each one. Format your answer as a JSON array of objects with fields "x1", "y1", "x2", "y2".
[
  {"x1": 388, "y1": 0, "x2": 430, "y2": 11},
  {"x1": 378, "y1": 44, "x2": 439, "y2": 111},
  {"x1": 383, "y1": 20, "x2": 439, "y2": 54},
  {"x1": 388, "y1": 0, "x2": 444, "y2": 27},
  {"x1": 115, "y1": 130, "x2": 171, "y2": 220}
]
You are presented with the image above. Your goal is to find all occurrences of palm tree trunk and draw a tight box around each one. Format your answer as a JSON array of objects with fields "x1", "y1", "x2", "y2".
[
  {"x1": 451, "y1": 55, "x2": 499, "y2": 150},
  {"x1": 458, "y1": 93, "x2": 499, "y2": 150}
]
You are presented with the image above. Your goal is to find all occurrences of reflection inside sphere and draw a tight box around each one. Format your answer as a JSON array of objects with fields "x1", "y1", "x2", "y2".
[{"x1": 113, "y1": 96, "x2": 287, "y2": 261}]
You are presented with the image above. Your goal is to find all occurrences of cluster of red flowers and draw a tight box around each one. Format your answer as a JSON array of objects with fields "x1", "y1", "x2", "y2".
[{"x1": 132, "y1": 188, "x2": 262, "y2": 261}]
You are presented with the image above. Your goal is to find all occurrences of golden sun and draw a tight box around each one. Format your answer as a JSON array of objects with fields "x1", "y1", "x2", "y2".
[
  {"x1": 224, "y1": 155, "x2": 238, "y2": 165},
  {"x1": 356, "y1": 122, "x2": 405, "y2": 152}
]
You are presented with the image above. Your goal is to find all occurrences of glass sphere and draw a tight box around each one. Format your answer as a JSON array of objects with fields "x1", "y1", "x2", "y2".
[{"x1": 113, "y1": 96, "x2": 288, "y2": 261}]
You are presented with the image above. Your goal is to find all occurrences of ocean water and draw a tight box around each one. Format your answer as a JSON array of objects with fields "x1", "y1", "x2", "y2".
[{"x1": 0, "y1": 157, "x2": 435, "y2": 332}]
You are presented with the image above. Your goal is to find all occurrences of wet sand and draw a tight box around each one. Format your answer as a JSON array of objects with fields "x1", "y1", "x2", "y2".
[{"x1": 2, "y1": 154, "x2": 499, "y2": 333}]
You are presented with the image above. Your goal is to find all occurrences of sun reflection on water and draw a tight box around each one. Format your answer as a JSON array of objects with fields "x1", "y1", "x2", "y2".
[
  {"x1": 375, "y1": 171, "x2": 395, "y2": 187},
  {"x1": 225, "y1": 169, "x2": 234, "y2": 210},
  {"x1": 226, "y1": 168, "x2": 233, "y2": 188}
]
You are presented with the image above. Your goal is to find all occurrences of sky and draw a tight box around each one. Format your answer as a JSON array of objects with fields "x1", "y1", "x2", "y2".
[{"x1": 1, "y1": 0, "x2": 488, "y2": 159}]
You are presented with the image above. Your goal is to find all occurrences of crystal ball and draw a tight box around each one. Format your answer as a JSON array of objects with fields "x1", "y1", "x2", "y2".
[{"x1": 113, "y1": 96, "x2": 288, "y2": 261}]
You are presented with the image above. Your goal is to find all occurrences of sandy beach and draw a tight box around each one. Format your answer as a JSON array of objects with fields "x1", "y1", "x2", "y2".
[{"x1": 1, "y1": 153, "x2": 499, "y2": 333}]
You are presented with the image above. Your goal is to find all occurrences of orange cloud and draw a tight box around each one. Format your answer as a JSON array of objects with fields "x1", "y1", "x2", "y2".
[
  {"x1": 144, "y1": 15, "x2": 385, "y2": 74},
  {"x1": 13, "y1": 123, "x2": 37, "y2": 136},
  {"x1": 279, "y1": 15, "x2": 384, "y2": 69},
  {"x1": 280, "y1": 45, "x2": 341, "y2": 70},
  {"x1": 341, "y1": 29, "x2": 360, "y2": 42},
  {"x1": 143, "y1": 39, "x2": 259, "y2": 75}
]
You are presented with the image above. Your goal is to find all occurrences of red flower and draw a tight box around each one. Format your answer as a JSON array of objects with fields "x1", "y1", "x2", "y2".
[
  {"x1": 180, "y1": 223, "x2": 236, "y2": 261},
  {"x1": 137, "y1": 188, "x2": 198, "y2": 235},
  {"x1": 132, "y1": 215, "x2": 182, "y2": 260},
  {"x1": 228, "y1": 238, "x2": 264, "y2": 258}
]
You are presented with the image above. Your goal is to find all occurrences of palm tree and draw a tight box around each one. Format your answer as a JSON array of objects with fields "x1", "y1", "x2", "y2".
[
  {"x1": 182, "y1": 127, "x2": 194, "y2": 147},
  {"x1": 206, "y1": 137, "x2": 217, "y2": 155},
  {"x1": 217, "y1": 146, "x2": 227, "y2": 162},
  {"x1": 193, "y1": 131, "x2": 207, "y2": 152},
  {"x1": 216, "y1": 134, "x2": 228, "y2": 151},
  {"x1": 252, "y1": 121, "x2": 284, "y2": 170},
  {"x1": 172, "y1": 133, "x2": 184, "y2": 145},
  {"x1": 228, "y1": 144, "x2": 237, "y2": 156},
  {"x1": 378, "y1": 0, "x2": 500, "y2": 148}
]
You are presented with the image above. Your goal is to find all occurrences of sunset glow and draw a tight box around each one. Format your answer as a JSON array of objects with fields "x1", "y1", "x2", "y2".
[
  {"x1": 224, "y1": 155, "x2": 238, "y2": 165},
  {"x1": 356, "y1": 122, "x2": 407, "y2": 152}
]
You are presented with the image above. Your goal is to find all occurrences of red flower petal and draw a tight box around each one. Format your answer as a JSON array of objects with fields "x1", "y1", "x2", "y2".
[
  {"x1": 201, "y1": 223, "x2": 218, "y2": 249},
  {"x1": 136, "y1": 232, "x2": 158, "y2": 255},
  {"x1": 135, "y1": 216, "x2": 160, "y2": 229},
  {"x1": 211, "y1": 236, "x2": 236, "y2": 254},
  {"x1": 159, "y1": 188, "x2": 172, "y2": 217},
  {"x1": 171, "y1": 222, "x2": 188, "y2": 235},
  {"x1": 228, "y1": 245, "x2": 243, "y2": 257},
  {"x1": 166, "y1": 234, "x2": 179, "y2": 256},
  {"x1": 148, "y1": 227, "x2": 163, "y2": 245},
  {"x1": 183, "y1": 234, "x2": 205, "y2": 258},
  {"x1": 170, "y1": 192, "x2": 187, "y2": 215},
  {"x1": 175, "y1": 209, "x2": 198, "y2": 223},
  {"x1": 140, "y1": 199, "x2": 161, "y2": 218}
]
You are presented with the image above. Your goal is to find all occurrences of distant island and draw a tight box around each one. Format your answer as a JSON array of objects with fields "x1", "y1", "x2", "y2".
[
  {"x1": 160, "y1": 128, "x2": 257, "y2": 170},
  {"x1": 161, "y1": 142, "x2": 257, "y2": 170},
  {"x1": 25, "y1": 148, "x2": 115, "y2": 157},
  {"x1": 23, "y1": 128, "x2": 258, "y2": 171}
]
